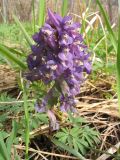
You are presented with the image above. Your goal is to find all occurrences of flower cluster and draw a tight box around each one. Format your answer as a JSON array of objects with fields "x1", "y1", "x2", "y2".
[{"x1": 26, "y1": 9, "x2": 91, "y2": 130}]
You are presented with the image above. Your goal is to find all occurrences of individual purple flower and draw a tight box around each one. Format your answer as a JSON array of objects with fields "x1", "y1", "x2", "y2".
[
  {"x1": 59, "y1": 32, "x2": 73, "y2": 46},
  {"x1": 26, "y1": 9, "x2": 91, "y2": 130},
  {"x1": 47, "y1": 110, "x2": 59, "y2": 130},
  {"x1": 35, "y1": 100, "x2": 47, "y2": 113},
  {"x1": 60, "y1": 95, "x2": 77, "y2": 113}
]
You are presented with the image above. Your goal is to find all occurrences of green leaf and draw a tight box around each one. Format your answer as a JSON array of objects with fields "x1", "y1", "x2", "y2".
[
  {"x1": 0, "y1": 113, "x2": 8, "y2": 122},
  {"x1": 0, "y1": 154, "x2": 5, "y2": 160},
  {"x1": 84, "y1": 134, "x2": 93, "y2": 147},
  {"x1": 55, "y1": 132, "x2": 67, "y2": 138},
  {"x1": 61, "y1": 127, "x2": 68, "y2": 134},
  {"x1": 73, "y1": 138, "x2": 79, "y2": 152},
  {"x1": 79, "y1": 139, "x2": 89, "y2": 148},
  {"x1": 1, "y1": 44, "x2": 25, "y2": 57},
  {"x1": 38, "y1": 0, "x2": 45, "y2": 27},
  {"x1": 96, "y1": 0, "x2": 117, "y2": 52},
  {"x1": 31, "y1": 118, "x2": 39, "y2": 129},
  {"x1": 22, "y1": 81, "x2": 30, "y2": 159},
  {"x1": 74, "y1": 117, "x2": 87, "y2": 124},
  {"x1": 59, "y1": 136, "x2": 68, "y2": 143},
  {"x1": 6, "y1": 121, "x2": 18, "y2": 156},
  {"x1": 61, "y1": 0, "x2": 69, "y2": 17},
  {"x1": 0, "y1": 133, "x2": 9, "y2": 160},
  {"x1": 52, "y1": 138, "x2": 87, "y2": 160},
  {"x1": 37, "y1": 113, "x2": 48, "y2": 124},
  {"x1": 107, "y1": 45, "x2": 114, "y2": 53},
  {"x1": 84, "y1": 126, "x2": 100, "y2": 138},
  {"x1": 70, "y1": 127, "x2": 80, "y2": 136},
  {"x1": 117, "y1": 0, "x2": 120, "y2": 116},
  {"x1": 13, "y1": 15, "x2": 33, "y2": 46},
  {"x1": 15, "y1": 155, "x2": 21, "y2": 160},
  {"x1": 77, "y1": 141, "x2": 86, "y2": 155},
  {"x1": 68, "y1": 111, "x2": 75, "y2": 123},
  {"x1": 68, "y1": 135, "x2": 73, "y2": 147},
  {"x1": 90, "y1": 136, "x2": 100, "y2": 144},
  {"x1": 0, "y1": 44, "x2": 26, "y2": 69},
  {"x1": 0, "y1": 131, "x2": 9, "y2": 139}
]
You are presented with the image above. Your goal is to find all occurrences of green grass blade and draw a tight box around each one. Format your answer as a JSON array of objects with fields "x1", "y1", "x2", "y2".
[
  {"x1": 13, "y1": 15, "x2": 33, "y2": 46},
  {"x1": 117, "y1": 0, "x2": 120, "y2": 115},
  {"x1": 96, "y1": 0, "x2": 117, "y2": 52},
  {"x1": 21, "y1": 78, "x2": 30, "y2": 160},
  {"x1": 6, "y1": 121, "x2": 18, "y2": 156},
  {"x1": 1, "y1": 44, "x2": 26, "y2": 57},
  {"x1": 32, "y1": 0, "x2": 36, "y2": 33},
  {"x1": 0, "y1": 133, "x2": 9, "y2": 160},
  {"x1": 38, "y1": 0, "x2": 45, "y2": 27},
  {"x1": 52, "y1": 138, "x2": 87, "y2": 160},
  {"x1": 0, "y1": 44, "x2": 27, "y2": 69},
  {"x1": 0, "y1": 154, "x2": 5, "y2": 160},
  {"x1": 61, "y1": 0, "x2": 68, "y2": 17}
]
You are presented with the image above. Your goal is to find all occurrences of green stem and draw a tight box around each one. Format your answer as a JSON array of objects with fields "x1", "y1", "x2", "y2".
[{"x1": 22, "y1": 80, "x2": 30, "y2": 160}]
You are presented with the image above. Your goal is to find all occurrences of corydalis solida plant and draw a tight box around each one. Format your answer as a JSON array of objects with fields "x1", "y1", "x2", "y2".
[{"x1": 26, "y1": 9, "x2": 91, "y2": 130}]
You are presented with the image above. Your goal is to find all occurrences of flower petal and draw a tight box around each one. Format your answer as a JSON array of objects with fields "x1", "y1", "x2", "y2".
[
  {"x1": 47, "y1": 110, "x2": 59, "y2": 130},
  {"x1": 48, "y1": 9, "x2": 60, "y2": 28}
]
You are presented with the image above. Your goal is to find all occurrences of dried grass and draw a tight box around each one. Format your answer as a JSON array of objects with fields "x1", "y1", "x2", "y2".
[
  {"x1": 0, "y1": 64, "x2": 17, "y2": 91},
  {"x1": 0, "y1": 58, "x2": 119, "y2": 159},
  {"x1": 26, "y1": 74, "x2": 119, "y2": 159}
]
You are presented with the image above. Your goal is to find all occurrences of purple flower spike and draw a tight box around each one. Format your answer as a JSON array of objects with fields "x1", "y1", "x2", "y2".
[{"x1": 26, "y1": 9, "x2": 91, "y2": 130}]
